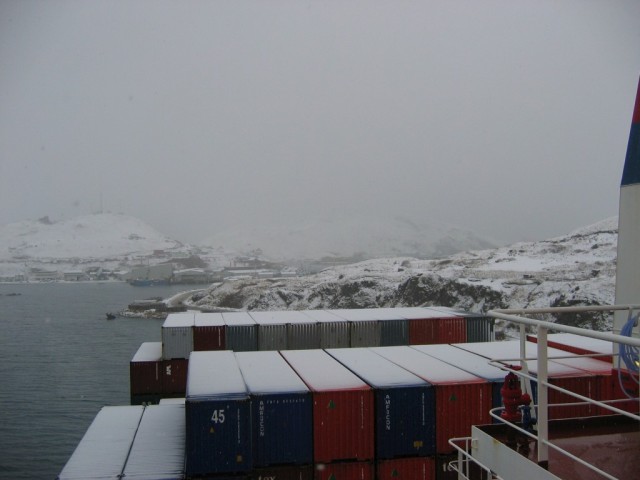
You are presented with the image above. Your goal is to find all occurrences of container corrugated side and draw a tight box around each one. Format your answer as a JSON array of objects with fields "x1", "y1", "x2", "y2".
[
  {"x1": 236, "y1": 351, "x2": 313, "y2": 467},
  {"x1": 57, "y1": 406, "x2": 144, "y2": 480},
  {"x1": 332, "y1": 310, "x2": 381, "y2": 347},
  {"x1": 427, "y1": 307, "x2": 493, "y2": 343},
  {"x1": 304, "y1": 310, "x2": 350, "y2": 348},
  {"x1": 121, "y1": 404, "x2": 185, "y2": 479},
  {"x1": 280, "y1": 349, "x2": 374, "y2": 463},
  {"x1": 251, "y1": 312, "x2": 289, "y2": 351},
  {"x1": 287, "y1": 314, "x2": 320, "y2": 350},
  {"x1": 376, "y1": 457, "x2": 436, "y2": 480},
  {"x1": 315, "y1": 461, "x2": 374, "y2": 480},
  {"x1": 379, "y1": 318, "x2": 408, "y2": 346},
  {"x1": 372, "y1": 346, "x2": 491, "y2": 455},
  {"x1": 327, "y1": 347, "x2": 435, "y2": 458},
  {"x1": 222, "y1": 312, "x2": 258, "y2": 352},
  {"x1": 194, "y1": 312, "x2": 226, "y2": 351},
  {"x1": 161, "y1": 358, "x2": 188, "y2": 395},
  {"x1": 161, "y1": 312, "x2": 195, "y2": 359},
  {"x1": 185, "y1": 351, "x2": 252, "y2": 476},
  {"x1": 130, "y1": 342, "x2": 163, "y2": 396}
]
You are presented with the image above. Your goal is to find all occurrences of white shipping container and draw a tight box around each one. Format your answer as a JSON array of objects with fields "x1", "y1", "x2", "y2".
[{"x1": 162, "y1": 312, "x2": 195, "y2": 360}]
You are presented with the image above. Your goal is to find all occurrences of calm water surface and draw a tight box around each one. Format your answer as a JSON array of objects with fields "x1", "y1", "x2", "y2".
[{"x1": 0, "y1": 282, "x2": 190, "y2": 480}]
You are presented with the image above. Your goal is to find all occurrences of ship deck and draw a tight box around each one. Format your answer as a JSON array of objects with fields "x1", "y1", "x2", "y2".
[{"x1": 476, "y1": 414, "x2": 640, "y2": 479}]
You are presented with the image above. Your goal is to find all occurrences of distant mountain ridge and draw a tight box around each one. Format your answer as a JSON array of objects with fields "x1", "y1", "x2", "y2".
[{"x1": 200, "y1": 214, "x2": 496, "y2": 260}]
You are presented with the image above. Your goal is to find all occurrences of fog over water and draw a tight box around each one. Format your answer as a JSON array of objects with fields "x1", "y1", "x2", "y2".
[{"x1": 1, "y1": 1, "x2": 640, "y2": 246}]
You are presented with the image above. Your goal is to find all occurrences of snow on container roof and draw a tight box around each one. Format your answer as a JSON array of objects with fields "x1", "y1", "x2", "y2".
[
  {"x1": 371, "y1": 346, "x2": 485, "y2": 385},
  {"x1": 331, "y1": 309, "x2": 381, "y2": 321},
  {"x1": 187, "y1": 351, "x2": 248, "y2": 399},
  {"x1": 132, "y1": 342, "x2": 162, "y2": 362},
  {"x1": 162, "y1": 311, "x2": 195, "y2": 328},
  {"x1": 327, "y1": 348, "x2": 430, "y2": 388},
  {"x1": 194, "y1": 312, "x2": 224, "y2": 327},
  {"x1": 57, "y1": 405, "x2": 144, "y2": 480},
  {"x1": 371, "y1": 308, "x2": 411, "y2": 320},
  {"x1": 534, "y1": 333, "x2": 613, "y2": 357},
  {"x1": 121, "y1": 404, "x2": 185, "y2": 480},
  {"x1": 391, "y1": 307, "x2": 455, "y2": 319},
  {"x1": 427, "y1": 306, "x2": 485, "y2": 318},
  {"x1": 235, "y1": 351, "x2": 309, "y2": 394},
  {"x1": 250, "y1": 310, "x2": 309, "y2": 325},
  {"x1": 453, "y1": 341, "x2": 594, "y2": 377},
  {"x1": 222, "y1": 311, "x2": 256, "y2": 326},
  {"x1": 280, "y1": 349, "x2": 370, "y2": 391},
  {"x1": 303, "y1": 310, "x2": 345, "y2": 322},
  {"x1": 412, "y1": 344, "x2": 507, "y2": 381}
]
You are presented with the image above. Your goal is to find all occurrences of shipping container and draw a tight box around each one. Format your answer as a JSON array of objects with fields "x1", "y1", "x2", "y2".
[
  {"x1": 162, "y1": 358, "x2": 188, "y2": 395},
  {"x1": 374, "y1": 308, "x2": 409, "y2": 346},
  {"x1": 280, "y1": 350, "x2": 375, "y2": 463},
  {"x1": 303, "y1": 310, "x2": 350, "y2": 348},
  {"x1": 527, "y1": 332, "x2": 613, "y2": 364},
  {"x1": 392, "y1": 308, "x2": 466, "y2": 345},
  {"x1": 314, "y1": 461, "x2": 374, "y2": 480},
  {"x1": 412, "y1": 344, "x2": 507, "y2": 419},
  {"x1": 371, "y1": 346, "x2": 491, "y2": 454},
  {"x1": 287, "y1": 311, "x2": 321, "y2": 350},
  {"x1": 130, "y1": 394, "x2": 163, "y2": 406},
  {"x1": 453, "y1": 341, "x2": 603, "y2": 419},
  {"x1": 130, "y1": 342, "x2": 163, "y2": 396},
  {"x1": 236, "y1": 351, "x2": 313, "y2": 467},
  {"x1": 327, "y1": 347, "x2": 435, "y2": 458},
  {"x1": 376, "y1": 456, "x2": 436, "y2": 480},
  {"x1": 251, "y1": 311, "x2": 289, "y2": 351},
  {"x1": 428, "y1": 307, "x2": 494, "y2": 343},
  {"x1": 57, "y1": 405, "x2": 144, "y2": 480},
  {"x1": 223, "y1": 312, "x2": 258, "y2": 352},
  {"x1": 121, "y1": 404, "x2": 185, "y2": 480},
  {"x1": 185, "y1": 351, "x2": 252, "y2": 476},
  {"x1": 332, "y1": 309, "x2": 381, "y2": 347},
  {"x1": 249, "y1": 464, "x2": 314, "y2": 480},
  {"x1": 162, "y1": 312, "x2": 195, "y2": 359},
  {"x1": 194, "y1": 312, "x2": 226, "y2": 351}
]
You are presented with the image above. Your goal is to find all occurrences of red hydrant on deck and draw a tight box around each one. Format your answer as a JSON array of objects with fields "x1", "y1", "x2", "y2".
[{"x1": 501, "y1": 367, "x2": 528, "y2": 423}]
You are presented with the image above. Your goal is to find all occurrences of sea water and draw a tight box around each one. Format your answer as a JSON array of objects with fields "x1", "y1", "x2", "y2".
[{"x1": 0, "y1": 282, "x2": 192, "y2": 480}]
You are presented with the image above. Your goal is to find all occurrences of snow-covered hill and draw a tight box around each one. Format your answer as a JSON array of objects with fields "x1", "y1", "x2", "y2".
[
  {"x1": 187, "y1": 217, "x2": 618, "y2": 331},
  {"x1": 200, "y1": 214, "x2": 496, "y2": 260},
  {"x1": 0, "y1": 214, "x2": 182, "y2": 260}
]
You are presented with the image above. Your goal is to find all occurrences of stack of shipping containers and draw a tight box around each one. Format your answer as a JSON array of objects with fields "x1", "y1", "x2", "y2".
[
  {"x1": 371, "y1": 345, "x2": 492, "y2": 473},
  {"x1": 235, "y1": 351, "x2": 313, "y2": 477},
  {"x1": 161, "y1": 312, "x2": 194, "y2": 395},
  {"x1": 374, "y1": 308, "x2": 410, "y2": 346},
  {"x1": 285, "y1": 311, "x2": 321, "y2": 350},
  {"x1": 185, "y1": 351, "x2": 252, "y2": 477},
  {"x1": 129, "y1": 342, "x2": 163, "y2": 405},
  {"x1": 280, "y1": 349, "x2": 375, "y2": 477},
  {"x1": 394, "y1": 307, "x2": 467, "y2": 345},
  {"x1": 327, "y1": 348, "x2": 436, "y2": 479},
  {"x1": 428, "y1": 306, "x2": 494, "y2": 343}
]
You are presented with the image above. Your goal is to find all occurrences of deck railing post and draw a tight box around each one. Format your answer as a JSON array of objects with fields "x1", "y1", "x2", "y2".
[{"x1": 537, "y1": 327, "x2": 549, "y2": 468}]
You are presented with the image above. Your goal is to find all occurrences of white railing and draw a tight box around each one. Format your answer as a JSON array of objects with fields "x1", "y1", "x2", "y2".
[
  {"x1": 448, "y1": 436, "x2": 503, "y2": 480},
  {"x1": 453, "y1": 304, "x2": 640, "y2": 480}
]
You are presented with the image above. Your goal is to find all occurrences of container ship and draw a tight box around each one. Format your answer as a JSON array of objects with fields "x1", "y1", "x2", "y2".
[{"x1": 57, "y1": 79, "x2": 640, "y2": 479}]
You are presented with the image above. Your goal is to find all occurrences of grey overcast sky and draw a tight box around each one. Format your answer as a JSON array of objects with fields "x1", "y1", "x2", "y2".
[{"x1": 1, "y1": 0, "x2": 639, "y2": 245}]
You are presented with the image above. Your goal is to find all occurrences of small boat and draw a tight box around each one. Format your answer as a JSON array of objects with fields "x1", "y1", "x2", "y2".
[{"x1": 106, "y1": 312, "x2": 116, "y2": 320}]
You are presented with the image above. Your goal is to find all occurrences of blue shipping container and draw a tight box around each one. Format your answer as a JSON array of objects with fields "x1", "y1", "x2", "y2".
[
  {"x1": 327, "y1": 347, "x2": 435, "y2": 458},
  {"x1": 236, "y1": 351, "x2": 313, "y2": 467},
  {"x1": 185, "y1": 351, "x2": 252, "y2": 476}
]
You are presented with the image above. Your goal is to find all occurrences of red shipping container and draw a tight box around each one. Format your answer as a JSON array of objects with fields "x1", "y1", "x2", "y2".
[
  {"x1": 376, "y1": 457, "x2": 436, "y2": 480},
  {"x1": 314, "y1": 462, "x2": 373, "y2": 480},
  {"x1": 280, "y1": 350, "x2": 374, "y2": 463},
  {"x1": 527, "y1": 333, "x2": 614, "y2": 364},
  {"x1": 162, "y1": 358, "x2": 188, "y2": 394},
  {"x1": 372, "y1": 346, "x2": 491, "y2": 454},
  {"x1": 193, "y1": 312, "x2": 226, "y2": 351},
  {"x1": 397, "y1": 308, "x2": 466, "y2": 345},
  {"x1": 130, "y1": 342, "x2": 163, "y2": 395},
  {"x1": 610, "y1": 369, "x2": 639, "y2": 414}
]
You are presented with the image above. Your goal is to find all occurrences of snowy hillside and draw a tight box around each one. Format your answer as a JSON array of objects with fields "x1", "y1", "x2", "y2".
[
  {"x1": 0, "y1": 214, "x2": 182, "y2": 260},
  {"x1": 187, "y1": 217, "x2": 618, "y2": 330},
  {"x1": 200, "y1": 214, "x2": 495, "y2": 260}
]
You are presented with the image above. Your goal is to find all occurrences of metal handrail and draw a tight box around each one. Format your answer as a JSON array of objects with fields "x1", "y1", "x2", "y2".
[{"x1": 448, "y1": 436, "x2": 503, "y2": 480}]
